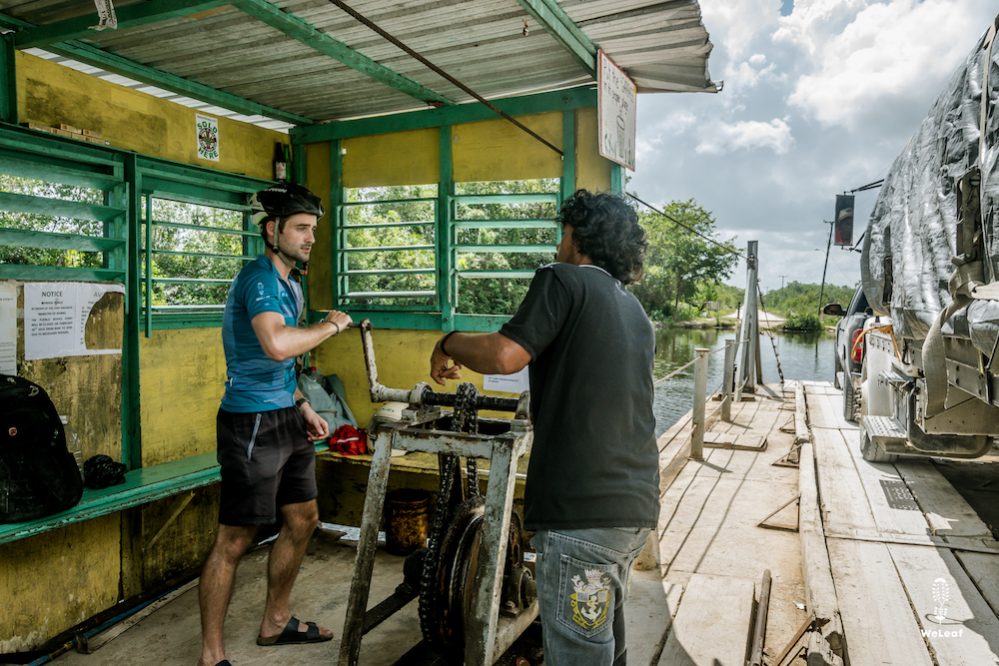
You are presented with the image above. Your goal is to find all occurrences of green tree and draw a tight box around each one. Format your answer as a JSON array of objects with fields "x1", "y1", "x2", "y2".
[
  {"x1": 631, "y1": 200, "x2": 740, "y2": 320},
  {"x1": 762, "y1": 281, "x2": 856, "y2": 321}
]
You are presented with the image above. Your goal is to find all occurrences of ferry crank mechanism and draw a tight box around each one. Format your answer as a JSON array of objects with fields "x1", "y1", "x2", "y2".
[{"x1": 337, "y1": 321, "x2": 538, "y2": 666}]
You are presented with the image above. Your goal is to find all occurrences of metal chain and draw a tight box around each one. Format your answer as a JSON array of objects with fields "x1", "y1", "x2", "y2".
[
  {"x1": 453, "y1": 383, "x2": 480, "y2": 497},
  {"x1": 418, "y1": 452, "x2": 457, "y2": 642},
  {"x1": 417, "y1": 382, "x2": 481, "y2": 643}
]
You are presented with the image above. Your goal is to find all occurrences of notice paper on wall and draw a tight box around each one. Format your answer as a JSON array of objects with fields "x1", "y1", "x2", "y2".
[
  {"x1": 483, "y1": 366, "x2": 529, "y2": 394},
  {"x1": 0, "y1": 282, "x2": 16, "y2": 374},
  {"x1": 24, "y1": 282, "x2": 124, "y2": 360}
]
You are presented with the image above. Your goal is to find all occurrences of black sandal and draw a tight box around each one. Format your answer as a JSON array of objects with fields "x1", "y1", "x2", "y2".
[{"x1": 256, "y1": 616, "x2": 333, "y2": 646}]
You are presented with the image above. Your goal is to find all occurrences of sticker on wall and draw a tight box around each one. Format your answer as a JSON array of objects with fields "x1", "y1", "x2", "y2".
[{"x1": 196, "y1": 114, "x2": 220, "y2": 161}]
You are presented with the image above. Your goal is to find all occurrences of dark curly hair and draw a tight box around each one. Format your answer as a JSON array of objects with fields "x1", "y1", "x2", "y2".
[{"x1": 557, "y1": 189, "x2": 646, "y2": 284}]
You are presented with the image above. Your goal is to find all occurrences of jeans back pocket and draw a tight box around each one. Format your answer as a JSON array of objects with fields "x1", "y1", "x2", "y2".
[{"x1": 555, "y1": 553, "x2": 617, "y2": 639}]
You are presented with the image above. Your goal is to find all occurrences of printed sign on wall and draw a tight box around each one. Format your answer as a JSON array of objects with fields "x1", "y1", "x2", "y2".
[
  {"x1": 598, "y1": 51, "x2": 637, "y2": 171},
  {"x1": 24, "y1": 283, "x2": 124, "y2": 360},
  {"x1": 196, "y1": 114, "x2": 220, "y2": 161}
]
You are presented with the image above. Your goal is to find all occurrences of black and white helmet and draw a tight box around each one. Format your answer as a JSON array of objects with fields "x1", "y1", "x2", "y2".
[{"x1": 250, "y1": 182, "x2": 324, "y2": 226}]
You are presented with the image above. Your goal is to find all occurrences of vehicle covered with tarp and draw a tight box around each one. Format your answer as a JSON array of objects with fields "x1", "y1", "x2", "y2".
[{"x1": 858, "y1": 13, "x2": 999, "y2": 461}]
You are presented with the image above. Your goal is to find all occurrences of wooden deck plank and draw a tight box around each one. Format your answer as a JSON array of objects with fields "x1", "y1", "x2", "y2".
[
  {"x1": 826, "y1": 538, "x2": 934, "y2": 665},
  {"x1": 889, "y1": 543, "x2": 999, "y2": 664},
  {"x1": 954, "y1": 552, "x2": 999, "y2": 618},
  {"x1": 798, "y1": 441, "x2": 846, "y2": 662},
  {"x1": 811, "y1": 424, "x2": 879, "y2": 536},
  {"x1": 658, "y1": 573, "x2": 756, "y2": 666},
  {"x1": 835, "y1": 425, "x2": 935, "y2": 541},
  {"x1": 895, "y1": 461, "x2": 996, "y2": 540},
  {"x1": 805, "y1": 383, "x2": 854, "y2": 431}
]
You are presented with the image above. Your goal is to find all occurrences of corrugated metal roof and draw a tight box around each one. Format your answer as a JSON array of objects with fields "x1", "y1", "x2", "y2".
[{"x1": 1, "y1": 0, "x2": 716, "y2": 125}]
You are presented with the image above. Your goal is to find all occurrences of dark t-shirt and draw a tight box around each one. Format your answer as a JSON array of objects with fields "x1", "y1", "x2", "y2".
[{"x1": 499, "y1": 262, "x2": 658, "y2": 530}]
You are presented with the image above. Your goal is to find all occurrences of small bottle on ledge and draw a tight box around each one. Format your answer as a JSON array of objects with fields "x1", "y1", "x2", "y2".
[{"x1": 273, "y1": 142, "x2": 288, "y2": 181}]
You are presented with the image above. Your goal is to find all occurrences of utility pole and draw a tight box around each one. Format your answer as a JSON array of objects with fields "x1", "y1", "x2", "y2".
[
  {"x1": 818, "y1": 220, "x2": 833, "y2": 313},
  {"x1": 779, "y1": 274, "x2": 787, "y2": 290}
]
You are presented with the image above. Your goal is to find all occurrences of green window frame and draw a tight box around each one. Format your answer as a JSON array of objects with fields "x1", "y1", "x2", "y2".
[
  {"x1": 328, "y1": 109, "x2": 579, "y2": 333},
  {"x1": 337, "y1": 184, "x2": 439, "y2": 311},
  {"x1": 135, "y1": 156, "x2": 271, "y2": 334},
  {"x1": 0, "y1": 124, "x2": 128, "y2": 283}
]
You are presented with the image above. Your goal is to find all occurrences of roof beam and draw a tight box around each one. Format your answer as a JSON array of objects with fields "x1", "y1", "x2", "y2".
[
  {"x1": 515, "y1": 0, "x2": 596, "y2": 75},
  {"x1": 232, "y1": 0, "x2": 453, "y2": 107},
  {"x1": 0, "y1": 12, "x2": 313, "y2": 125},
  {"x1": 291, "y1": 86, "x2": 596, "y2": 144},
  {"x1": 14, "y1": 0, "x2": 229, "y2": 49}
]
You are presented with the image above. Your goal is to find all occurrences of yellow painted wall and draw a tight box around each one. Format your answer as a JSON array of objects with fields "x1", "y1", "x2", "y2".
[
  {"x1": 343, "y1": 129, "x2": 439, "y2": 188},
  {"x1": 0, "y1": 516, "x2": 120, "y2": 653},
  {"x1": 15, "y1": 51, "x2": 284, "y2": 180},
  {"x1": 576, "y1": 107, "x2": 612, "y2": 193},
  {"x1": 139, "y1": 328, "x2": 226, "y2": 466},
  {"x1": 453, "y1": 112, "x2": 562, "y2": 183}
]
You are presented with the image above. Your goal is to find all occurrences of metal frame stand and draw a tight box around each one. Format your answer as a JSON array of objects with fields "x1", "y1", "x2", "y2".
[{"x1": 337, "y1": 417, "x2": 537, "y2": 666}]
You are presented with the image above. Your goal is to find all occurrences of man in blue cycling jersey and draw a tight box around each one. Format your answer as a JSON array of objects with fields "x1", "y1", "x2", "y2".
[{"x1": 198, "y1": 183, "x2": 352, "y2": 666}]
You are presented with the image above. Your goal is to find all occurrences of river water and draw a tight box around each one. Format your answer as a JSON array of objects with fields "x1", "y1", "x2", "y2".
[{"x1": 652, "y1": 328, "x2": 834, "y2": 436}]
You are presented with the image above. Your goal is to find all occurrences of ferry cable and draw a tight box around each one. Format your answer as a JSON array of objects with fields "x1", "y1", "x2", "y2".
[
  {"x1": 627, "y1": 193, "x2": 744, "y2": 258},
  {"x1": 327, "y1": 0, "x2": 564, "y2": 157},
  {"x1": 653, "y1": 345, "x2": 727, "y2": 387},
  {"x1": 756, "y1": 284, "x2": 786, "y2": 387}
]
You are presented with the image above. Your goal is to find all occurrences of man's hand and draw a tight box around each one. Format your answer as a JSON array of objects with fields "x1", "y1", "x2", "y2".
[
  {"x1": 301, "y1": 403, "x2": 330, "y2": 440},
  {"x1": 430, "y1": 339, "x2": 463, "y2": 386},
  {"x1": 323, "y1": 309, "x2": 353, "y2": 334}
]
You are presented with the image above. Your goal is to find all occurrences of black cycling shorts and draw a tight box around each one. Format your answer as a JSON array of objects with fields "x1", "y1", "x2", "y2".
[{"x1": 216, "y1": 406, "x2": 317, "y2": 526}]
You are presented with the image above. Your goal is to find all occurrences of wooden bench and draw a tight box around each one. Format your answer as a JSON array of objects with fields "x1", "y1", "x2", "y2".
[{"x1": 0, "y1": 444, "x2": 329, "y2": 545}]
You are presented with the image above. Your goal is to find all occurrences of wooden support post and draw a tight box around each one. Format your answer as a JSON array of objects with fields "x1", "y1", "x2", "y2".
[
  {"x1": 338, "y1": 429, "x2": 394, "y2": 666},
  {"x1": 465, "y1": 440, "x2": 519, "y2": 666},
  {"x1": 690, "y1": 347, "x2": 709, "y2": 461},
  {"x1": 738, "y1": 240, "x2": 760, "y2": 393},
  {"x1": 722, "y1": 338, "x2": 736, "y2": 422}
]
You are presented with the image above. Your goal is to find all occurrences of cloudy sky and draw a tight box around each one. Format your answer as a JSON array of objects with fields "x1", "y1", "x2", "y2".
[{"x1": 630, "y1": 0, "x2": 998, "y2": 293}]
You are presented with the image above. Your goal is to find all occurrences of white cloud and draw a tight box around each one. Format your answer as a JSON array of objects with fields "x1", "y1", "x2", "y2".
[
  {"x1": 700, "y1": 0, "x2": 783, "y2": 60},
  {"x1": 725, "y1": 57, "x2": 782, "y2": 92},
  {"x1": 782, "y1": 0, "x2": 996, "y2": 128},
  {"x1": 696, "y1": 118, "x2": 794, "y2": 155},
  {"x1": 773, "y1": 0, "x2": 868, "y2": 55}
]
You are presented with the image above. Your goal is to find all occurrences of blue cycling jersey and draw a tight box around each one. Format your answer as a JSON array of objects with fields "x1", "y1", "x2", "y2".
[{"x1": 220, "y1": 255, "x2": 304, "y2": 413}]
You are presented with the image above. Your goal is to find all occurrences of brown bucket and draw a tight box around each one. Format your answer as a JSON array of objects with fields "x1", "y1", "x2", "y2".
[{"x1": 384, "y1": 488, "x2": 430, "y2": 555}]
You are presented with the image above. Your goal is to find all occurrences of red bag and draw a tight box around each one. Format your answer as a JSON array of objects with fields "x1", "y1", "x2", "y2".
[{"x1": 329, "y1": 425, "x2": 368, "y2": 455}]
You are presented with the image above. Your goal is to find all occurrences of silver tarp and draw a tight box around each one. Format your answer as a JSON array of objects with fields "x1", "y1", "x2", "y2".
[{"x1": 862, "y1": 27, "x2": 999, "y2": 360}]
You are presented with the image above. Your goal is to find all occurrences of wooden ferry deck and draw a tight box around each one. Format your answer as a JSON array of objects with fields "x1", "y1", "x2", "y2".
[{"x1": 46, "y1": 380, "x2": 999, "y2": 665}]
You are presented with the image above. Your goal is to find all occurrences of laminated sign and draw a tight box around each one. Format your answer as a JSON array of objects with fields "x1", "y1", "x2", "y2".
[
  {"x1": 196, "y1": 114, "x2": 220, "y2": 161},
  {"x1": 598, "y1": 51, "x2": 637, "y2": 170}
]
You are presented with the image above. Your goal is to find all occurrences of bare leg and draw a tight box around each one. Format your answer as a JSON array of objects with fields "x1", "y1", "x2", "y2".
[
  {"x1": 198, "y1": 524, "x2": 256, "y2": 666},
  {"x1": 257, "y1": 500, "x2": 332, "y2": 639}
]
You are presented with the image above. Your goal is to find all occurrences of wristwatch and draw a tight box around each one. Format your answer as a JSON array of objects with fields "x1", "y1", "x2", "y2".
[{"x1": 295, "y1": 397, "x2": 309, "y2": 411}]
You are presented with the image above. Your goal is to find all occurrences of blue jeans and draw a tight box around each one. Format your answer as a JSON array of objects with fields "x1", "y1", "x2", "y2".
[{"x1": 532, "y1": 527, "x2": 651, "y2": 666}]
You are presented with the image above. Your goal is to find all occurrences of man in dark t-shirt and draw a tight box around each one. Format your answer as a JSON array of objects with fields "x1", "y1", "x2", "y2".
[{"x1": 428, "y1": 189, "x2": 658, "y2": 666}]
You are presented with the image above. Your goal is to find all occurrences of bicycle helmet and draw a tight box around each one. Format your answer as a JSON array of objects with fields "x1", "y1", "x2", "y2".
[{"x1": 250, "y1": 182, "x2": 324, "y2": 226}]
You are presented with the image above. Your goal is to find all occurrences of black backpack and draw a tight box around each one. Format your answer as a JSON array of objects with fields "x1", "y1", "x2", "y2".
[{"x1": 0, "y1": 375, "x2": 84, "y2": 523}]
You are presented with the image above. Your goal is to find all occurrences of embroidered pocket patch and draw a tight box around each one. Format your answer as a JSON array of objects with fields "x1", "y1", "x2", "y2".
[{"x1": 556, "y1": 554, "x2": 616, "y2": 638}]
